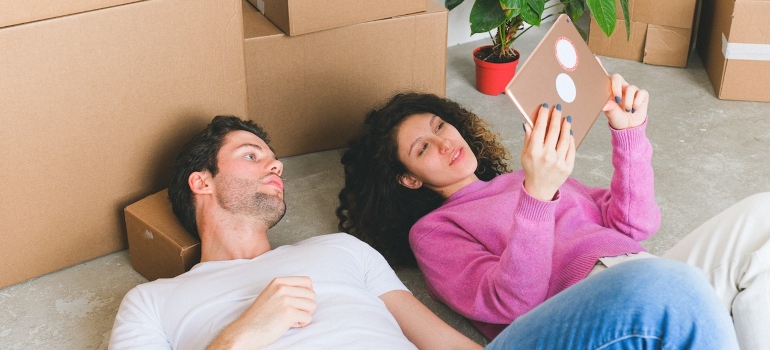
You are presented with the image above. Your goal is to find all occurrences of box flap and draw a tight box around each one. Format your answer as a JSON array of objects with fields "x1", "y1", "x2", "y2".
[
  {"x1": 0, "y1": 0, "x2": 144, "y2": 28},
  {"x1": 643, "y1": 25, "x2": 691, "y2": 67},
  {"x1": 589, "y1": 18, "x2": 647, "y2": 62},
  {"x1": 250, "y1": 0, "x2": 428, "y2": 36},
  {"x1": 727, "y1": 0, "x2": 770, "y2": 44},
  {"x1": 633, "y1": 0, "x2": 697, "y2": 29}
]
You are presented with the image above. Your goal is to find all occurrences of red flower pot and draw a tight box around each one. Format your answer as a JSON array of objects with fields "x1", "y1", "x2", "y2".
[{"x1": 473, "y1": 46, "x2": 520, "y2": 96}]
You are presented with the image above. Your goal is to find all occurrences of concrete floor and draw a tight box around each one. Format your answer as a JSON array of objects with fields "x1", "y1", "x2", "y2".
[{"x1": 2, "y1": 22, "x2": 770, "y2": 349}]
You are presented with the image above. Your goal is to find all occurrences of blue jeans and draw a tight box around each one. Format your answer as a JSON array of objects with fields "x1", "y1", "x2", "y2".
[{"x1": 485, "y1": 259, "x2": 739, "y2": 350}]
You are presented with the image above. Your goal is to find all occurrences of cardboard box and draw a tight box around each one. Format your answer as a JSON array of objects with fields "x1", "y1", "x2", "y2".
[
  {"x1": 588, "y1": 0, "x2": 698, "y2": 67},
  {"x1": 243, "y1": 0, "x2": 448, "y2": 157},
  {"x1": 0, "y1": 0, "x2": 247, "y2": 288},
  {"x1": 125, "y1": 190, "x2": 200, "y2": 281},
  {"x1": 697, "y1": 0, "x2": 770, "y2": 102},
  {"x1": 246, "y1": 0, "x2": 427, "y2": 36}
]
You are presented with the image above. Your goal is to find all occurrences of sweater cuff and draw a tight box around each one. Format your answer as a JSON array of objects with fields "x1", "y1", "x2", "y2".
[
  {"x1": 517, "y1": 184, "x2": 559, "y2": 222},
  {"x1": 610, "y1": 118, "x2": 648, "y2": 151}
]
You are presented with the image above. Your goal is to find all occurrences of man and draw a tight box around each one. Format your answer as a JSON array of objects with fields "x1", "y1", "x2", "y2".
[{"x1": 110, "y1": 115, "x2": 737, "y2": 349}]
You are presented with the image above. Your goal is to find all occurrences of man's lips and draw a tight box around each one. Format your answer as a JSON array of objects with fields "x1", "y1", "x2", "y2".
[{"x1": 263, "y1": 175, "x2": 284, "y2": 191}]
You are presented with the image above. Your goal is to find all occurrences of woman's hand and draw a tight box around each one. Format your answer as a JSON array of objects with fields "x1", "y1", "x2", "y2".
[
  {"x1": 603, "y1": 74, "x2": 649, "y2": 130},
  {"x1": 521, "y1": 104, "x2": 575, "y2": 201}
]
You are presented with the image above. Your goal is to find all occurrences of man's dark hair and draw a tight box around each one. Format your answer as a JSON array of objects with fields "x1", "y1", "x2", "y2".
[{"x1": 168, "y1": 115, "x2": 269, "y2": 238}]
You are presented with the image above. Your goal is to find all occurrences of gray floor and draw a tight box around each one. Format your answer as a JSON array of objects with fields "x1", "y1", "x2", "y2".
[{"x1": 2, "y1": 22, "x2": 770, "y2": 349}]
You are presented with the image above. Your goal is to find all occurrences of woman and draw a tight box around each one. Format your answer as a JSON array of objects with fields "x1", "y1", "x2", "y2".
[{"x1": 337, "y1": 75, "x2": 770, "y2": 350}]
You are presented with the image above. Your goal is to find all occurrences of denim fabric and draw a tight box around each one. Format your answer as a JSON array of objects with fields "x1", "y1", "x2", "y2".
[{"x1": 485, "y1": 259, "x2": 739, "y2": 350}]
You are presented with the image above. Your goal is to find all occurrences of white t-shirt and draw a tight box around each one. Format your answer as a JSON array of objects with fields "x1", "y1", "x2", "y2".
[{"x1": 109, "y1": 233, "x2": 416, "y2": 349}]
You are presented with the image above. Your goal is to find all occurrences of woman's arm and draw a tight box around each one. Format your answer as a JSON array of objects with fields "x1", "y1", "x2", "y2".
[{"x1": 411, "y1": 188, "x2": 558, "y2": 326}]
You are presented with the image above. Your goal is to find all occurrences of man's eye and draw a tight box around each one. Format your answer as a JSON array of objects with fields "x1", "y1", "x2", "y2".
[{"x1": 245, "y1": 154, "x2": 255, "y2": 160}]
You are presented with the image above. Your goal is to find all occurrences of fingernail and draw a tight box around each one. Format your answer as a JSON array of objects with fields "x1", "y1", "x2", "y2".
[
  {"x1": 625, "y1": 109, "x2": 631, "y2": 112},
  {"x1": 615, "y1": 96, "x2": 621, "y2": 104},
  {"x1": 570, "y1": 129, "x2": 574, "y2": 136},
  {"x1": 543, "y1": 103, "x2": 549, "y2": 109},
  {"x1": 567, "y1": 115, "x2": 572, "y2": 123},
  {"x1": 631, "y1": 108, "x2": 636, "y2": 113},
  {"x1": 556, "y1": 104, "x2": 562, "y2": 111},
  {"x1": 522, "y1": 123, "x2": 526, "y2": 132}
]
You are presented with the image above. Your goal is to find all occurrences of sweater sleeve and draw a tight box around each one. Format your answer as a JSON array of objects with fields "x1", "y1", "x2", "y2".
[
  {"x1": 410, "y1": 186, "x2": 558, "y2": 325},
  {"x1": 584, "y1": 120, "x2": 660, "y2": 241}
]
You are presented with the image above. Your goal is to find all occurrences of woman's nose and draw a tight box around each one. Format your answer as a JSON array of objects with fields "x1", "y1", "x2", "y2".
[{"x1": 438, "y1": 138, "x2": 451, "y2": 154}]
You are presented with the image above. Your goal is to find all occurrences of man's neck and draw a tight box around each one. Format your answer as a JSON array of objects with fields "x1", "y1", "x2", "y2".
[{"x1": 197, "y1": 212, "x2": 273, "y2": 262}]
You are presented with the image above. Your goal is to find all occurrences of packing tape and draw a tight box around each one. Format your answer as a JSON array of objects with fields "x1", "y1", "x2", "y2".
[
  {"x1": 722, "y1": 33, "x2": 770, "y2": 61},
  {"x1": 256, "y1": 0, "x2": 264, "y2": 13}
]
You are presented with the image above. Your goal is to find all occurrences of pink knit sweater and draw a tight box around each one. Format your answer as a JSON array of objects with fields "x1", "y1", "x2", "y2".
[{"x1": 409, "y1": 123, "x2": 660, "y2": 339}]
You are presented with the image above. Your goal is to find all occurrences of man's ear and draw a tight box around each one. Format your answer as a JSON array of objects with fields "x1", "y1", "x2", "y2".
[
  {"x1": 188, "y1": 171, "x2": 213, "y2": 195},
  {"x1": 398, "y1": 173, "x2": 423, "y2": 190}
]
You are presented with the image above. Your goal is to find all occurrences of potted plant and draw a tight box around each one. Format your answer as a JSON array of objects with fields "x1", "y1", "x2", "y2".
[{"x1": 446, "y1": 0, "x2": 631, "y2": 95}]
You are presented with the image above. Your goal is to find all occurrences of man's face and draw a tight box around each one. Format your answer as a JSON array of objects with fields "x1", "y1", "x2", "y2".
[{"x1": 212, "y1": 130, "x2": 286, "y2": 228}]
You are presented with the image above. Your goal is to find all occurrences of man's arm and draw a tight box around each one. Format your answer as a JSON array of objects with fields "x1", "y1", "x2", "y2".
[
  {"x1": 380, "y1": 290, "x2": 483, "y2": 350},
  {"x1": 207, "y1": 276, "x2": 317, "y2": 350}
]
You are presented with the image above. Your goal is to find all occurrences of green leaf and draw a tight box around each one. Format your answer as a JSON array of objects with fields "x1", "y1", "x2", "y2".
[
  {"x1": 563, "y1": 0, "x2": 585, "y2": 22},
  {"x1": 445, "y1": 0, "x2": 465, "y2": 11},
  {"x1": 470, "y1": 0, "x2": 508, "y2": 34},
  {"x1": 586, "y1": 0, "x2": 616, "y2": 36},
  {"x1": 500, "y1": 0, "x2": 522, "y2": 11},
  {"x1": 519, "y1": 0, "x2": 544, "y2": 26},
  {"x1": 619, "y1": 0, "x2": 630, "y2": 40}
]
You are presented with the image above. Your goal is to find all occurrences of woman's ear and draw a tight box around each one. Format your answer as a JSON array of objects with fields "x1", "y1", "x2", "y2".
[
  {"x1": 188, "y1": 171, "x2": 213, "y2": 195},
  {"x1": 398, "y1": 173, "x2": 423, "y2": 190}
]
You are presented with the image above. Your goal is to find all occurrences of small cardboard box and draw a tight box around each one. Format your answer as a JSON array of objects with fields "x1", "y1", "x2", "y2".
[
  {"x1": 125, "y1": 190, "x2": 201, "y2": 281},
  {"x1": 242, "y1": 0, "x2": 448, "y2": 157},
  {"x1": 246, "y1": 0, "x2": 427, "y2": 36},
  {"x1": 0, "y1": 0, "x2": 247, "y2": 288},
  {"x1": 588, "y1": 0, "x2": 698, "y2": 67},
  {"x1": 697, "y1": 0, "x2": 770, "y2": 102}
]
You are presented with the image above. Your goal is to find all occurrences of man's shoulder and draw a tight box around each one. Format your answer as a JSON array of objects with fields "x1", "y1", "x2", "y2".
[{"x1": 296, "y1": 232, "x2": 360, "y2": 246}]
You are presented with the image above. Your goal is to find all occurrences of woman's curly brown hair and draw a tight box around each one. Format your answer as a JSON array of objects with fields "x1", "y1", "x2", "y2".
[{"x1": 336, "y1": 93, "x2": 511, "y2": 268}]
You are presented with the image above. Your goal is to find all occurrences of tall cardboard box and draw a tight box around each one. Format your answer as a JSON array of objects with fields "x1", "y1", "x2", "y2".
[
  {"x1": 697, "y1": 0, "x2": 770, "y2": 102},
  {"x1": 247, "y1": 0, "x2": 427, "y2": 36},
  {"x1": 588, "y1": 0, "x2": 698, "y2": 67},
  {"x1": 242, "y1": 0, "x2": 448, "y2": 157},
  {"x1": 0, "y1": 0, "x2": 247, "y2": 288}
]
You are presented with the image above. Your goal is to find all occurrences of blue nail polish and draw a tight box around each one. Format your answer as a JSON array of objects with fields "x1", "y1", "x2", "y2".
[
  {"x1": 570, "y1": 129, "x2": 574, "y2": 136},
  {"x1": 556, "y1": 104, "x2": 562, "y2": 111},
  {"x1": 615, "y1": 96, "x2": 621, "y2": 104},
  {"x1": 631, "y1": 108, "x2": 636, "y2": 113},
  {"x1": 543, "y1": 103, "x2": 549, "y2": 109},
  {"x1": 625, "y1": 109, "x2": 631, "y2": 112},
  {"x1": 567, "y1": 115, "x2": 572, "y2": 123},
  {"x1": 522, "y1": 123, "x2": 526, "y2": 132}
]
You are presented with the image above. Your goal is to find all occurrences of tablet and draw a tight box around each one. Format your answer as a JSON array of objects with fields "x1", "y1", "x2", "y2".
[{"x1": 505, "y1": 14, "x2": 610, "y2": 149}]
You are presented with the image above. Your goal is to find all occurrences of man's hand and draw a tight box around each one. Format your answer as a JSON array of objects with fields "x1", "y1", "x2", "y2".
[
  {"x1": 207, "y1": 276, "x2": 317, "y2": 349},
  {"x1": 521, "y1": 103, "x2": 575, "y2": 201}
]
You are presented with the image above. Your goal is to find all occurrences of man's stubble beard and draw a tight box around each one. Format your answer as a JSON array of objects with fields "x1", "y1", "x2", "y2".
[{"x1": 216, "y1": 176, "x2": 286, "y2": 229}]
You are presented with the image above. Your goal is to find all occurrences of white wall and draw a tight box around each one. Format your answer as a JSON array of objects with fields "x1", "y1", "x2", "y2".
[{"x1": 445, "y1": 0, "x2": 563, "y2": 47}]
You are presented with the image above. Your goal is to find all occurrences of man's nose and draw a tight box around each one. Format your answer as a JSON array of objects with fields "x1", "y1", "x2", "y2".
[{"x1": 268, "y1": 158, "x2": 283, "y2": 176}]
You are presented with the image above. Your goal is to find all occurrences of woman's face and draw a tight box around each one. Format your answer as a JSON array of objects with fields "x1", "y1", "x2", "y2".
[{"x1": 395, "y1": 112, "x2": 479, "y2": 198}]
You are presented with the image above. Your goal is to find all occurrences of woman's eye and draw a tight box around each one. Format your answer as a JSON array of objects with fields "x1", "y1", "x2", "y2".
[
  {"x1": 436, "y1": 122, "x2": 444, "y2": 132},
  {"x1": 418, "y1": 143, "x2": 428, "y2": 156}
]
